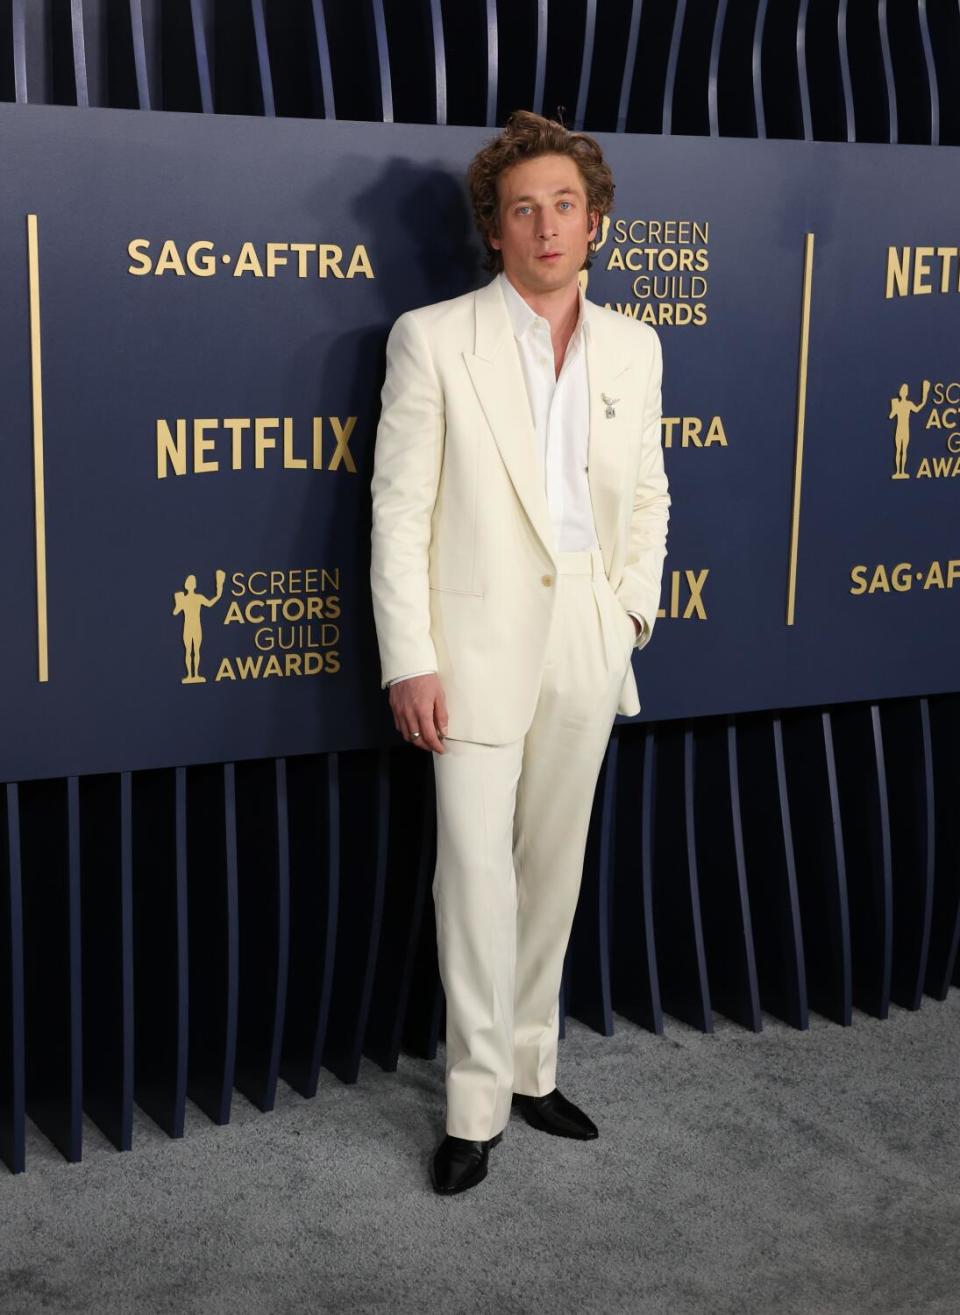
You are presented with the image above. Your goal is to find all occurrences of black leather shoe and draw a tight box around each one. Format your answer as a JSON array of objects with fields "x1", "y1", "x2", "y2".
[
  {"x1": 512, "y1": 1088, "x2": 599, "y2": 1139},
  {"x1": 430, "y1": 1131, "x2": 503, "y2": 1195}
]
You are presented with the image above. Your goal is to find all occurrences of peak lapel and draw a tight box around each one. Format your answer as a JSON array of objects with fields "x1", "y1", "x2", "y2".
[{"x1": 463, "y1": 279, "x2": 555, "y2": 561}]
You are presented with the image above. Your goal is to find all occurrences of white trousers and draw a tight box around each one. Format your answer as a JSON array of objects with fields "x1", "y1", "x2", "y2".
[{"x1": 431, "y1": 545, "x2": 638, "y2": 1140}]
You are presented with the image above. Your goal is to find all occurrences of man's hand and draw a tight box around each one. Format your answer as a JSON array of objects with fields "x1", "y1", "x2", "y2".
[{"x1": 389, "y1": 673, "x2": 449, "y2": 753}]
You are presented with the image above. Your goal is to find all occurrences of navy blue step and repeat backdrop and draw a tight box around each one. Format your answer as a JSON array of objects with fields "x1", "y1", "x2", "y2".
[{"x1": 1, "y1": 104, "x2": 958, "y2": 782}]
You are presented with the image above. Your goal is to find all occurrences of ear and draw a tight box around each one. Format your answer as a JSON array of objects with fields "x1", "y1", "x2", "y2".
[{"x1": 587, "y1": 209, "x2": 600, "y2": 244}]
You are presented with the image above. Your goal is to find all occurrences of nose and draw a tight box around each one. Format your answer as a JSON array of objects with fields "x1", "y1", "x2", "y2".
[{"x1": 536, "y1": 207, "x2": 558, "y2": 240}]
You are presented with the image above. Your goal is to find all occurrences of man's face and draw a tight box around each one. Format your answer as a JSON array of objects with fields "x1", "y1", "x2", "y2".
[{"x1": 490, "y1": 153, "x2": 599, "y2": 296}]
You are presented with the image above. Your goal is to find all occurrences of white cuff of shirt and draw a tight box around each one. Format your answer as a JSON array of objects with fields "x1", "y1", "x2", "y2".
[{"x1": 388, "y1": 669, "x2": 437, "y2": 685}]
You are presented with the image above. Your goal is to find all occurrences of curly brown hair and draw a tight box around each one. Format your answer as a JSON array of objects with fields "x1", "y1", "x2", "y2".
[{"x1": 466, "y1": 109, "x2": 615, "y2": 274}]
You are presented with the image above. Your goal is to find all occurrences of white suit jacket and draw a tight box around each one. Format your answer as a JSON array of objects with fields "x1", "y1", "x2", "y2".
[{"x1": 370, "y1": 275, "x2": 670, "y2": 744}]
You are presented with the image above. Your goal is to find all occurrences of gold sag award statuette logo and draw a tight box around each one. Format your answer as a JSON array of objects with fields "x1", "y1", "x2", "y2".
[
  {"x1": 889, "y1": 379, "x2": 930, "y2": 479},
  {"x1": 173, "y1": 570, "x2": 226, "y2": 683},
  {"x1": 581, "y1": 215, "x2": 709, "y2": 326},
  {"x1": 172, "y1": 568, "x2": 341, "y2": 684},
  {"x1": 887, "y1": 379, "x2": 960, "y2": 480}
]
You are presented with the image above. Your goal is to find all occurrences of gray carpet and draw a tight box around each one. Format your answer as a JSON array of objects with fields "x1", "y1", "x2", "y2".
[{"x1": 2, "y1": 994, "x2": 958, "y2": 1315}]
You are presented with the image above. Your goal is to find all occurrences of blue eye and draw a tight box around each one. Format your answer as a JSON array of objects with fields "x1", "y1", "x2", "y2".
[{"x1": 558, "y1": 201, "x2": 572, "y2": 210}]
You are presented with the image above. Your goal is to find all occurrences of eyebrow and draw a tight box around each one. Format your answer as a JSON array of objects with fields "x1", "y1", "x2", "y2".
[{"x1": 507, "y1": 187, "x2": 579, "y2": 204}]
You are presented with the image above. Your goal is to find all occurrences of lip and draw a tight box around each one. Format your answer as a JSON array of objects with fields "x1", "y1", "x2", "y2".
[{"x1": 538, "y1": 252, "x2": 562, "y2": 260}]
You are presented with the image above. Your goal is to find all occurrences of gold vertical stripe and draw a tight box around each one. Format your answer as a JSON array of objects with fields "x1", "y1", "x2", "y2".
[
  {"x1": 786, "y1": 232, "x2": 815, "y2": 627},
  {"x1": 27, "y1": 213, "x2": 49, "y2": 681}
]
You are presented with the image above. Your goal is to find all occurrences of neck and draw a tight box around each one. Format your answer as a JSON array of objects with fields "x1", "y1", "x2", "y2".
[{"x1": 505, "y1": 271, "x2": 580, "y2": 328}]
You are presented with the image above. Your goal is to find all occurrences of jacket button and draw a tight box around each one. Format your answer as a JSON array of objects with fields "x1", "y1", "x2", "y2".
[{"x1": 541, "y1": 574, "x2": 553, "y2": 586}]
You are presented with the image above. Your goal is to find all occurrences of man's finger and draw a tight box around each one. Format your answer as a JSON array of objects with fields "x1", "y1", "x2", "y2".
[
  {"x1": 434, "y1": 689, "x2": 449, "y2": 739},
  {"x1": 407, "y1": 704, "x2": 442, "y2": 753}
]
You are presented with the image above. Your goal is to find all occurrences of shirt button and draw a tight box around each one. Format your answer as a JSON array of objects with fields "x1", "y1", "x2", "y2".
[{"x1": 541, "y1": 574, "x2": 553, "y2": 586}]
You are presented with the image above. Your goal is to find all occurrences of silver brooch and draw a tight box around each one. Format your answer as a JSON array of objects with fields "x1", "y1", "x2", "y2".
[{"x1": 601, "y1": 393, "x2": 619, "y2": 419}]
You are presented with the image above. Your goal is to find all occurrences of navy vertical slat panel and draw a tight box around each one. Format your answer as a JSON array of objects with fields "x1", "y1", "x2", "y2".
[
  {"x1": 661, "y1": 0, "x2": 686, "y2": 135},
  {"x1": 669, "y1": 0, "x2": 717, "y2": 137},
  {"x1": 428, "y1": 0, "x2": 447, "y2": 124},
  {"x1": 796, "y1": 0, "x2": 813, "y2": 141},
  {"x1": 250, "y1": 0, "x2": 275, "y2": 115},
  {"x1": 806, "y1": 0, "x2": 857, "y2": 144},
  {"x1": 707, "y1": 0, "x2": 728, "y2": 136},
  {"x1": 709, "y1": 0, "x2": 764, "y2": 139},
  {"x1": 884, "y1": 0, "x2": 931, "y2": 145},
  {"x1": 12, "y1": 0, "x2": 51, "y2": 104},
  {"x1": 650, "y1": 724, "x2": 711, "y2": 1031},
  {"x1": 780, "y1": 709, "x2": 852, "y2": 1025},
  {"x1": 322, "y1": 750, "x2": 389, "y2": 1082},
  {"x1": 578, "y1": 0, "x2": 640, "y2": 132},
  {"x1": 566, "y1": 736, "x2": 617, "y2": 1035},
  {"x1": 610, "y1": 729, "x2": 662, "y2": 1033},
  {"x1": 19, "y1": 777, "x2": 82, "y2": 1161},
  {"x1": 70, "y1": 0, "x2": 90, "y2": 106},
  {"x1": 751, "y1": 0, "x2": 768, "y2": 137},
  {"x1": 48, "y1": 0, "x2": 78, "y2": 106},
  {"x1": 281, "y1": 752, "x2": 340, "y2": 1096},
  {"x1": 917, "y1": 0, "x2": 939, "y2": 146},
  {"x1": 0, "y1": 5, "x2": 13, "y2": 103},
  {"x1": 382, "y1": 766, "x2": 434, "y2": 1065},
  {"x1": 734, "y1": 715, "x2": 808, "y2": 1028},
  {"x1": 772, "y1": 718, "x2": 808, "y2": 1022},
  {"x1": 369, "y1": 0, "x2": 392, "y2": 122},
  {"x1": 1, "y1": 784, "x2": 26, "y2": 1174},
  {"x1": 697, "y1": 718, "x2": 763, "y2": 1030},
  {"x1": 831, "y1": 703, "x2": 893, "y2": 1019},
  {"x1": 365, "y1": 750, "x2": 436, "y2": 1068},
  {"x1": 129, "y1": 0, "x2": 161, "y2": 110},
  {"x1": 68, "y1": 781, "x2": 88, "y2": 1151},
  {"x1": 234, "y1": 758, "x2": 290, "y2": 1111},
  {"x1": 377, "y1": 0, "x2": 436, "y2": 126},
  {"x1": 755, "y1": 0, "x2": 804, "y2": 139},
  {"x1": 837, "y1": 0, "x2": 855, "y2": 142},
  {"x1": 615, "y1": 0, "x2": 643, "y2": 132},
  {"x1": 310, "y1": 0, "x2": 337, "y2": 118},
  {"x1": 77, "y1": 0, "x2": 111, "y2": 108},
  {"x1": 844, "y1": 0, "x2": 890, "y2": 144},
  {"x1": 189, "y1": 0, "x2": 215, "y2": 113},
  {"x1": 425, "y1": 979, "x2": 444, "y2": 1061},
  {"x1": 877, "y1": 0, "x2": 897, "y2": 143},
  {"x1": 79, "y1": 772, "x2": 134, "y2": 1151},
  {"x1": 484, "y1": 0, "x2": 496, "y2": 126},
  {"x1": 923, "y1": 0, "x2": 960, "y2": 146},
  {"x1": 531, "y1": 0, "x2": 547, "y2": 116},
  {"x1": 925, "y1": 694, "x2": 960, "y2": 999},
  {"x1": 883, "y1": 699, "x2": 935, "y2": 1011},
  {"x1": 623, "y1": 1, "x2": 678, "y2": 134},
  {"x1": 400, "y1": 767, "x2": 443, "y2": 1062},
  {"x1": 132, "y1": 767, "x2": 188, "y2": 1138},
  {"x1": 185, "y1": 762, "x2": 238, "y2": 1125},
  {"x1": 573, "y1": 0, "x2": 596, "y2": 130},
  {"x1": 683, "y1": 729, "x2": 713, "y2": 1029}
]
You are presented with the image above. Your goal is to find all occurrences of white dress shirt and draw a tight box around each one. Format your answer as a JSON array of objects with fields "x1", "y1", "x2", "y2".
[{"x1": 388, "y1": 272, "x2": 644, "y2": 685}]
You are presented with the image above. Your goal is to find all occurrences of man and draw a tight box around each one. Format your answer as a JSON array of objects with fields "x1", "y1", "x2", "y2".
[{"x1": 370, "y1": 110, "x2": 670, "y2": 1195}]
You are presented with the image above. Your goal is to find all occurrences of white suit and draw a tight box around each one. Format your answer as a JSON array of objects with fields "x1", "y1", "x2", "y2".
[{"x1": 371, "y1": 273, "x2": 670, "y2": 1139}]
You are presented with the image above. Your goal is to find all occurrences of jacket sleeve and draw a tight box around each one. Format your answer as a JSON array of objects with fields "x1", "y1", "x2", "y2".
[
  {"x1": 370, "y1": 311, "x2": 445, "y2": 688},
  {"x1": 615, "y1": 329, "x2": 670, "y2": 651}
]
